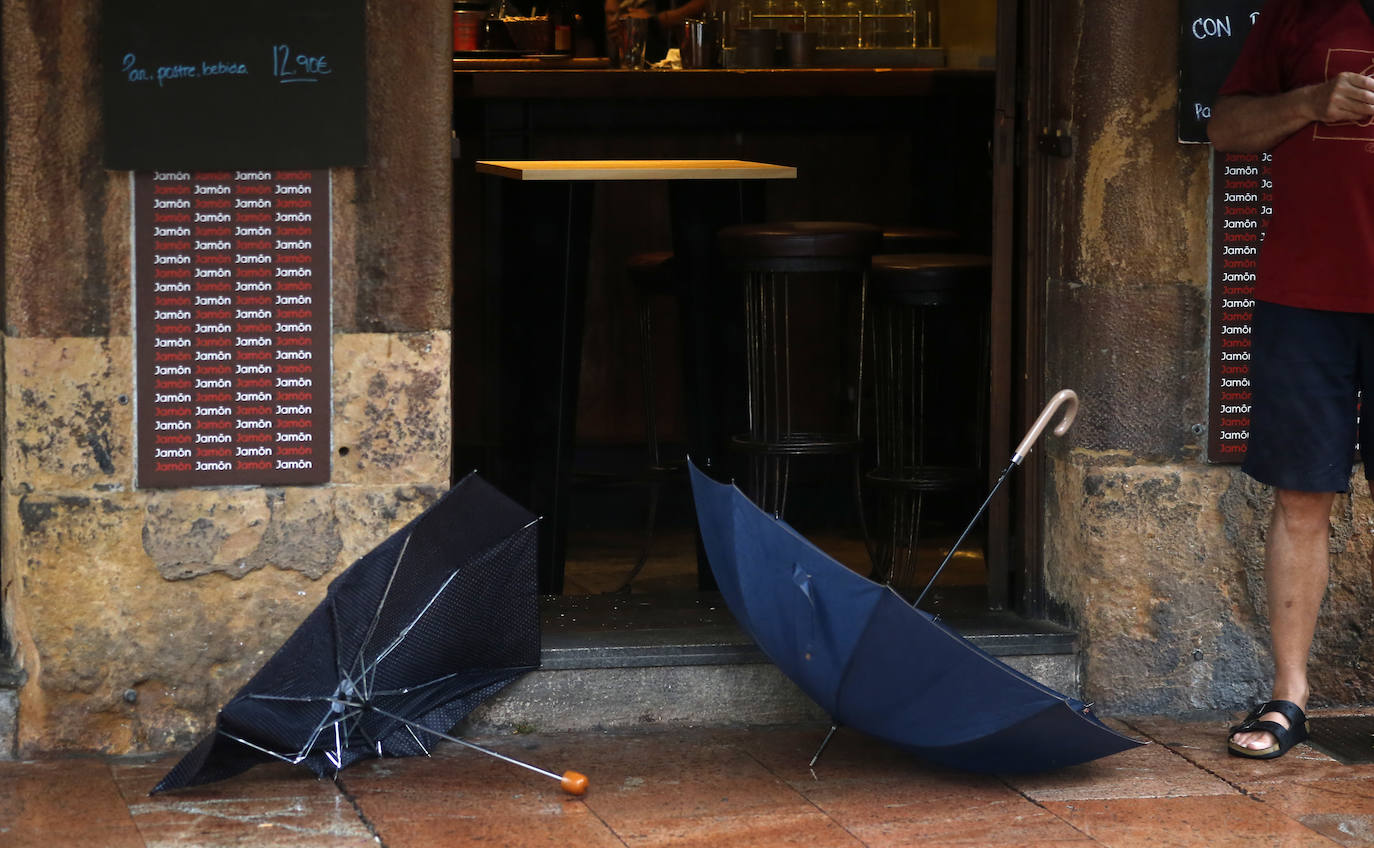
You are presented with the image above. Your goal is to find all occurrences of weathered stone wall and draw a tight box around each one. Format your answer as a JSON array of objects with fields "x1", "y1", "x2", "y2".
[
  {"x1": 2, "y1": 0, "x2": 453, "y2": 754},
  {"x1": 1042, "y1": 0, "x2": 1374, "y2": 713}
]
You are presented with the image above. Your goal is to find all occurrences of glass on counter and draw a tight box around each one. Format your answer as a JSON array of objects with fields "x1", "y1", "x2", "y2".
[
  {"x1": 913, "y1": 0, "x2": 937, "y2": 47},
  {"x1": 864, "y1": 0, "x2": 904, "y2": 48},
  {"x1": 740, "y1": 0, "x2": 937, "y2": 50},
  {"x1": 681, "y1": 17, "x2": 722, "y2": 68}
]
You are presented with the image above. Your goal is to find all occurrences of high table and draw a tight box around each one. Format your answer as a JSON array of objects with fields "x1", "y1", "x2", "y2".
[{"x1": 475, "y1": 159, "x2": 797, "y2": 593}]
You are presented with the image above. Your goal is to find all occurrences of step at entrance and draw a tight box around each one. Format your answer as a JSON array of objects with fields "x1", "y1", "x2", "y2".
[{"x1": 461, "y1": 592, "x2": 1080, "y2": 735}]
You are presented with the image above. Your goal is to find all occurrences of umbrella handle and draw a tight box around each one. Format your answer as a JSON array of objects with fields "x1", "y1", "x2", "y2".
[
  {"x1": 912, "y1": 389, "x2": 1079, "y2": 610},
  {"x1": 1011, "y1": 389, "x2": 1078, "y2": 465},
  {"x1": 561, "y1": 770, "x2": 589, "y2": 795}
]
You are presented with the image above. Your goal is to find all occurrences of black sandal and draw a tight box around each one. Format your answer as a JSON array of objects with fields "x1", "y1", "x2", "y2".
[{"x1": 1227, "y1": 699, "x2": 1309, "y2": 759}]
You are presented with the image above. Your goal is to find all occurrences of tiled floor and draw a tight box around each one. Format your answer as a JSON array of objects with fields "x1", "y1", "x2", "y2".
[
  {"x1": 5, "y1": 715, "x2": 1374, "y2": 847},
  {"x1": 2, "y1": 520, "x2": 1340, "y2": 847}
]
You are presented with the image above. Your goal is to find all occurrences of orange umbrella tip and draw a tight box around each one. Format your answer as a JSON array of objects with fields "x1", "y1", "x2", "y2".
[{"x1": 560, "y1": 770, "x2": 589, "y2": 795}]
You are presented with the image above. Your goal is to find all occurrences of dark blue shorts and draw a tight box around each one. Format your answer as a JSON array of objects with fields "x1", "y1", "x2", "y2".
[{"x1": 1242, "y1": 301, "x2": 1374, "y2": 492}]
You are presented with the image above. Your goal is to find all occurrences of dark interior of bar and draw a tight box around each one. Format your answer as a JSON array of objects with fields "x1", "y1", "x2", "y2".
[{"x1": 450, "y1": 0, "x2": 1029, "y2": 644}]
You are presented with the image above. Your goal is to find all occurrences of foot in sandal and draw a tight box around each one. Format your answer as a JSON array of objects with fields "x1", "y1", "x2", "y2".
[{"x1": 1228, "y1": 699, "x2": 1309, "y2": 759}]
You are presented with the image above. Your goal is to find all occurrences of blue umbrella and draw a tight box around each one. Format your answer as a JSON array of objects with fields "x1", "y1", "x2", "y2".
[{"x1": 689, "y1": 391, "x2": 1143, "y2": 773}]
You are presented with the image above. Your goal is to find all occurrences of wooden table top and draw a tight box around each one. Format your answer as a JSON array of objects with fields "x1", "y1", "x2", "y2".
[{"x1": 474, "y1": 159, "x2": 798, "y2": 181}]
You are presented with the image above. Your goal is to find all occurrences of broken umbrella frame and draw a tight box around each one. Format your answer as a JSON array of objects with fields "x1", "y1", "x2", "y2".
[
  {"x1": 689, "y1": 390, "x2": 1146, "y2": 773},
  {"x1": 152, "y1": 472, "x2": 587, "y2": 796}
]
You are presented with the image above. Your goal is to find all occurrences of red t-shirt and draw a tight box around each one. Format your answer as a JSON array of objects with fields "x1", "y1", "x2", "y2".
[{"x1": 1219, "y1": 0, "x2": 1374, "y2": 312}]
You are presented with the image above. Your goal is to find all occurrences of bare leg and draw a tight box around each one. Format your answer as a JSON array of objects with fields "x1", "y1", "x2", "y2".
[{"x1": 1231, "y1": 488, "x2": 1332, "y2": 751}]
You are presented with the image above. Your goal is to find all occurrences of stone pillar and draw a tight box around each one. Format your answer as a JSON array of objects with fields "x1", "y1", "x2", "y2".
[
  {"x1": 1040, "y1": 0, "x2": 1374, "y2": 713},
  {"x1": 1, "y1": 0, "x2": 454, "y2": 754}
]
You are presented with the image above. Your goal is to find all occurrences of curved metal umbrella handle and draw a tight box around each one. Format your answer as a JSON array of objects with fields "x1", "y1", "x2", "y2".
[
  {"x1": 1011, "y1": 389, "x2": 1079, "y2": 465},
  {"x1": 913, "y1": 388, "x2": 1079, "y2": 610}
]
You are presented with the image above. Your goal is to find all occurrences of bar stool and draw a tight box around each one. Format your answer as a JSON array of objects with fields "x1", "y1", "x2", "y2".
[
  {"x1": 716, "y1": 221, "x2": 882, "y2": 531},
  {"x1": 880, "y1": 224, "x2": 961, "y2": 254},
  {"x1": 866, "y1": 253, "x2": 991, "y2": 592}
]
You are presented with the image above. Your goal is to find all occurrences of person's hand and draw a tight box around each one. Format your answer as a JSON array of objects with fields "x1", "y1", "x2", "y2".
[{"x1": 1306, "y1": 71, "x2": 1374, "y2": 125}]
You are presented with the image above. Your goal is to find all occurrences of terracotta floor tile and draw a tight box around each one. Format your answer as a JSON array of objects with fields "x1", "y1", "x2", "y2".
[
  {"x1": 339, "y1": 745, "x2": 583, "y2": 816},
  {"x1": 0, "y1": 757, "x2": 144, "y2": 848},
  {"x1": 1004, "y1": 733, "x2": 1236, "y2": 801},
  {"x1": 1042, "y1": 795, "x2": 1340, "y2": 848},
  {"x1": 339, "y1": 731, "x2": 841, "y2": 848},
  {"x1": 1124, "y1": 714, "x2": 1372, "y2": 790},
  {"x1": 738, "y1": 725, "x2": 1008, "y2": 790},
  {"x1": 111, "y1": 755, "x2": 326, "y2": 800},
  {"x1": 363, "y1": 808, "x2": 625, "y2": 847},
  {"x1": 1253, "y1": 778, "x2": 1374, "y2": 847},
  {"x1": 822, "y1": 794, "x2": 1091, "y2": 845},
  {"x1": 112, "y1": 756, "x2": 377, "y2": 847},
  {"x1": 908, "y1": 842, "x2": 1099, "y2": 848},
  {"x1": 798, "y1": 771, "x2": 1028, "y2": 818},
  {"x1": 611, "y1": 810, "x2": 863, "y2": 848},
  {"x1": 573, "y1": 736, "x2": 810, "y2": 822},
  {"x1": 339, "y1": 743, "x2": 622, "y2": 847}
]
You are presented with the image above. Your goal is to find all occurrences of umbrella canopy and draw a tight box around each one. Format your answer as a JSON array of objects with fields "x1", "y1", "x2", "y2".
[
  {"x1": 689, "y1": 461, "x2": 1143, "y2": 773},
  {"x1": 154, "y1": 471, "x2": 543, "y2": 793}
]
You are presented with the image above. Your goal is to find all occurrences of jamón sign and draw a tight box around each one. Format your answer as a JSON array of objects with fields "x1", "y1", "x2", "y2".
[
  {"x1": 135, "y1": 170, "x2": 331, "y2": 487},
  {"x1": 1207, "y1": 150, "x2": 1268, "y2": 462}
]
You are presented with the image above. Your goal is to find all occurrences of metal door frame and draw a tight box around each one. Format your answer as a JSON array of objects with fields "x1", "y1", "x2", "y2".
[{"x1": 990, "y1": 0, "x2": 1051, "y2": 616}]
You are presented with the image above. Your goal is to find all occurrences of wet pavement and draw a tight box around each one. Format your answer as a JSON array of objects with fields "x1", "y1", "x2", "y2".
[{"x1": 4, "y1": 713, "x2": 1374, "y2": 847}]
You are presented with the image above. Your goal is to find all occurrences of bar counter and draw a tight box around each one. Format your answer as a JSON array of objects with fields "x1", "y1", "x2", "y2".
[
  {"x1": 453, "y1": 61, "x2": 991, "y2": 99},
  {"x1": 452, "y1": 62, "x2": 995, "y2": 171}
]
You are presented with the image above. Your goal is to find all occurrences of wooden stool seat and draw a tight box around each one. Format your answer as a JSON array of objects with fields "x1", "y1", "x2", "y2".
[
  {"x1": 626, "y1": 250, "x2": 678, "y2": 297},
  {"x1": 719, "y1": 221, "x2": 882, "y2": 272},
  {"x1": 879, "y1": 225, "x2": 961, "y2": 255}
]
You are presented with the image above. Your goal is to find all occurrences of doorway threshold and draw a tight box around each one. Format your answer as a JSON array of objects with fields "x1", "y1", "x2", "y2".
[
  {"x1": 538, "y1": 590, "x2": 1078, "y2": 671},
  {"x1": 464, "y1": 591, "x2": 1082, "y2": 734}
]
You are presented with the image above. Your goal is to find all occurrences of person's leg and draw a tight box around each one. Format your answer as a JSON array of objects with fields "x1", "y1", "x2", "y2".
[
  {"x1": 1230, "y1": 487, "x2": 1333, "y2": 751},
  {"x1": 1233, "y1": 302, "x2": 1363, "y2": 754}
]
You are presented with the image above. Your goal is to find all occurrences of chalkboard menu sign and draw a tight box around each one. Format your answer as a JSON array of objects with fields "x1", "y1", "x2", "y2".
[
  {"x1": 102, "y1": 0, "x2": 365, "y2": 170},
  {"x1": 135, "y1": 170, "x2": 332, "y2": 487},
  {"x1": 1207, "y1": 150, "x2": 1270, "y2": 462},
  {"x1": 1177, "y1": 1, "x2": 1262, "y2": 142}
]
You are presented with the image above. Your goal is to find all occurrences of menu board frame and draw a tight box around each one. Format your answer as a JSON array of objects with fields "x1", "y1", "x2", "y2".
[
  {"x1": 1177, "y1": 1, "x2": 1261, "y2": 143},
  {"x1": 101, "y1": 0, "x2": 366, "y2": 170},
  {"x1": 134, "y1": 169, "x2": 332, "y2": 488}
]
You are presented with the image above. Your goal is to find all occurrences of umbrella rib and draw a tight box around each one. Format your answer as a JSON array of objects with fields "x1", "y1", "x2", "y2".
[
  {"x1": 403, "y1": 720, "x2": 431, "y2": 753},
  {"x1": 353, "y1": 525, "x2": 538, "y2": 689},
  {"x1": 349, "y1": 531, "x2": 416, "y2": 696},
  {"x1": 219, "y1": 727, "x2": 325, "y2": 766},
  {"x1": 330, "y1": 722, "x2": 344, "y2": 768},
  {"x1": 269, "y1": 694, "x2": 444, "y2": 761},
  {"x1": 358, "y1": 671, "x2": 464, "y2": 698},
  {"x1": 309, "y1": 708, "x2": 360, "y2": 760},
  {"x1": 367, "y1": 705, "x2": 564, "y2": 782},
  {"x1": 358, "y1": 566, "x2": 465, "y2": 681},
  {"x1": 348, "y1": 478, "x2": 518, "y2": 695},
  {"x1": 242, "y1": 670, "x2": 467, "y2": 704},
  {"x1": 221, "y1": 699, "x2": 369, "y2": 767},
  {"x1": 218, "y1": 730, "x2": 307, "y2": 764}
]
